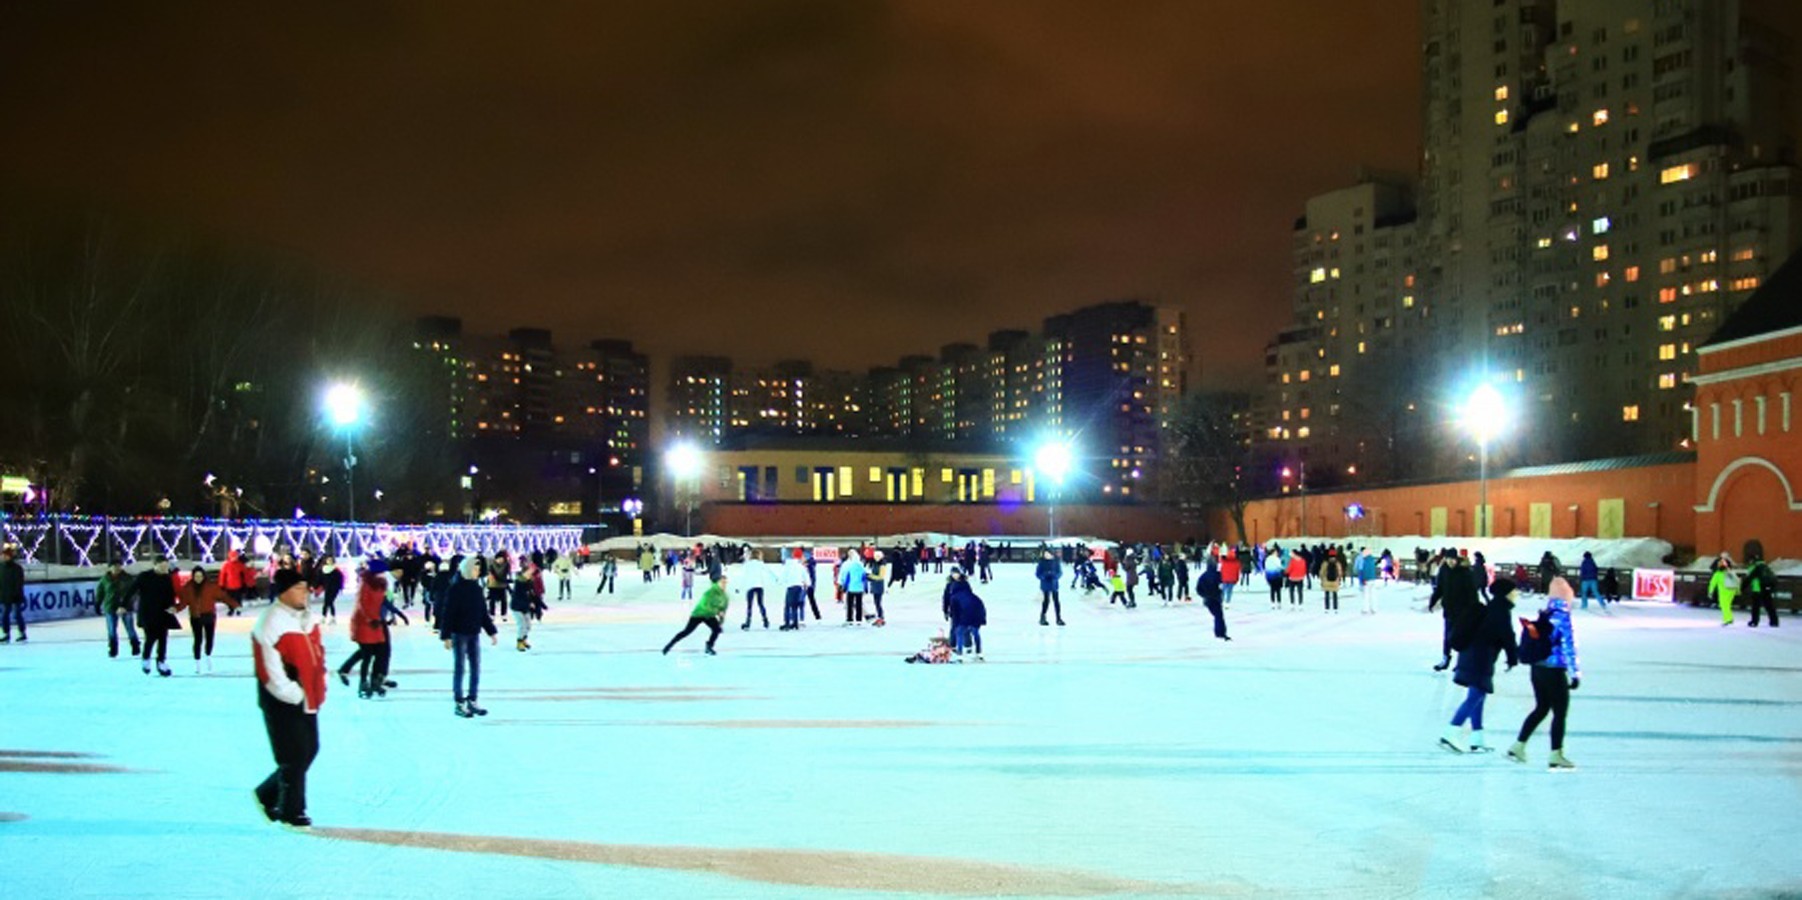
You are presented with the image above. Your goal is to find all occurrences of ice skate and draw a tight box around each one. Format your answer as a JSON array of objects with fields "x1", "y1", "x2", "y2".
[
  {"x1": 195, "y1": 659, "x2": 203, "y2": 675},
  {"x1": 1467, "y1": 731, "x2": 1492, "y2": 753},
  {"x1": 455, "y1": 701, "x2": 472, "y2": 718},
  {"x1": 1506, "y1": 742, "x2": 1528, "y2": 764},
  {"x1": 1547, "y1": 750, "x2": 1576, "y2": 769},
  {"x1": 468, "y1": 702, "x2": 488, "y2": 716},
  {"x1": 142, "y1": 659, "x2": 151, "y2": 674},
  {"x1": 157, "y1": 662, "x2": 172, "y2": 677},
  {"x1": 1438, "y1": 725, "x2": 1466, "y2": 753}
]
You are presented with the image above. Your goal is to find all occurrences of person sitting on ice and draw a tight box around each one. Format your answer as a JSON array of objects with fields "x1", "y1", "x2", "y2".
[{"x1": 903, "y1": 633, "x2": 956, "y2": 664}]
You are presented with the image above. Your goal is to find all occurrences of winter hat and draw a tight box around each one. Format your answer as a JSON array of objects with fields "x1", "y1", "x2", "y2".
[
  {"x1": 366, "y1": 558, "x2": 391, "y2": 574},
  {"x1": 271, "y1": 568, "x2": 306, "y2": 595},
  {"x1": 1488, "y1": 577, "x2": 1517, "y2": 601}
]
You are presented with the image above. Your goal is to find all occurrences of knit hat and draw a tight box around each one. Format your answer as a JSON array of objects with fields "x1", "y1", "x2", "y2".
[
  {"x1": 271, "y1": 568, "x2": 306, "y2": 595},
  {"x1": 1488, "y1": 577, "x2": 1517, "y2": 600}
]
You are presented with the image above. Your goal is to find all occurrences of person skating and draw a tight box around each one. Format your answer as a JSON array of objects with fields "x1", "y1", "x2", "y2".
[
  {"x1": 1577, "y1": 551, "x2": 1604, "y2": 610},
  {"x1": 945, "y1": 570, "x2": 987, "y2": 660},
  {"x1": 220, "y1": 549, "x2": 255, "y2": 616},
  {"x1": 1745, "y1": 552, "x2": 1778, "y2": 628},
  {"x1": 664, "y1": 574, "x2": 729, "y2": 656},
  {"x1": 1035, "y1": 549, "x2": 1065, "y2": 626},
  {"x1": 1284, "y1": 549, "x2": 1307, "y2": 609},
  {"x1": 252, "y1": 568, "x2": 327, "y2": 828},
  {"x1": 315, "y1": 557, "x2": 345, "y2": 625},
  {"x1": 1198, "y1": 558, "x2": 1230, "y2": 641},
  {"x1": 440, "y1": 557, "x2": 498, "y2": 718},
  {"x1": 866, "y1": 551, "x2": 889, "y2": 626},
  {"x1": 837, "y1": 552, "x2": 868, "y2": 625},
  {"x1": 337, "y1": 567, "x2": 390, "y2": 697},
  {"x1": 739, "y1": 550, "x2": 772, "y2": 630},
  {"x1": 639, "y1": 546, "x2": 656, "y2": 584},
  {"x1": 1107, "y1": 569, "x2": 1132, "y2": 607},
  {"x1": 1428, "y1": 553, "x2": 1479, "y2": 671},
  {"x1": 175, "y1": 566, "x2": 239, "y2": 674},
  {"x1": 1356, "y1": 548, "x2": 1380, "y2": 614},
  {"x1": 1708, "y1": 553, "x2": 1740, "y2": 627},
  {"x1": 679, "y1": 555, "x2": 696, "y2": 603},
  {"x1": 1508, "y1": 578, "x2": 1581, "y2": 769},
  {"x1": 781, "y1": 548, "x2": 810, "y2": 630},
  {"x1": 553, "y1": 552, "x2": 573, "y2": 602},
  {"x1": 0, "y1": 544, "x2": 26, "y2": 643},
  {"x1": 1441, "y1": 578, "x2": 1520, "y2": 753},
  {"x1": 598, "y1": 554, "x2": 617, "y2": 594},
  {"x1": 1319, "y1": 550, "x2": 1344, "y2": 613},
  {"x1": 510, "y1": 566, "x2": 540, "y2": 651},
  {"x1": 486, "y1": 552, "x2": 511, "y2": 623},
  {"x1": 95, "y1": 561, "x2": 141, "y2": 658},
  {"x1": 127, "y1": 557, "x2": 180, "y2": 676},
  {"x1": 1263, "y1": 546, "x2": 1285, "y2": 610}
]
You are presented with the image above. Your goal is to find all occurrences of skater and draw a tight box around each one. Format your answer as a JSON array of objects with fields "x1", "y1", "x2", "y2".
[
  {"x1": 664, "y1": 574, "x2": 729, "y2": 656},
  {"x1": 1035, "y1": 549, "x2": 1065, "y2": 626},
  {"x1": 1508, "y1": 578, "x2": 1581, "y2": 769},
  {"x1": 945, "y1": 570, "x2": 987, "y2": 659},
  {"x1": 1198, "y1": 557, "x2": 1230, "y2": 641},
  {"x1": 0, "y1": 544, "x2": 26, "y2": 642},
  {"x1": 1319, "y1": 550, "x2": 1343, "y2": 613},
  {"x1": 1263, "y1": 545, "x2": 1285, "y2": 609},
  {"x1": 739, "y1": 550, "x2": 772, "y2": 630},
  {"x1": 639, "y1": 545, "x2": 656, "y2": 583},
  {"x1": 1441, "y1": 578, "x2": 1520, "y2": 753},
  {"x1": 1285, "y1": 549, "x2": 1307, "y2": 608},
  {"x1": 781, "y1": 548, "x2": 810, "y2": 630},
  {"x1": 867, "y1": 551, "x2": 888, "y2": 626},
  {"x1": 337, "y1": 567, "x2": 390, "y2": 697},
  {"x1": 440, "y1": 557, "x2": 498, "y2": 718},
  {"x1": 553, "y1": 552, "x2": 573, "y2": 601},
  {"x1": 511, "y1": 566, "x2": 540, "y2": 651},
  {"x1": 1745, "y1": 551, "x2": 1779, "y2": 628},
  {"x1": 598, "y1": 554, "x2": 617, "y2": 594},
  {"x1": 1577, "y1": 552, "x2": 1604, "y2": 609},
  {"x1": 485, "y1": 553, "x2": 511, "y2": 622},
  {"x1": 316, "y1": 557, "x2": 345, "y2": 624},
  {"x1": 252, "y1": 568, "x2": 327, "y2": 828},
  {"x1": 1107, "y1": 569, "x2": 1131, "y2": 607},
  {"x1": 838, "y1": 551, "x2": 868, "y2": 624},
  {"x1": 175, "y1": 566, "x2": 239, "y2": 674},
  {"x1": 679, "y1": 554, "x2": 696, "y2": 602},
  {"x1": 1218, "y1": 549, "x2": 1239, "y2": 605},
  {"x1": 128, "y1": 557, "x2": 180, "y2": 676},
  {"x1": 1429, "y1": 553, "x2": 1479, "y2": 671},
  {"x1": 95, "y1": 561, "x2": 141, "y2": 658},
  {"x1": 1356, "y1": 548, "x2": 1380, "y2": 614},
  {"x1": 1708, "y1": 553, "x2": 1740, "y2": 626},
  {"x1": 220, "y1": 549, "x2": 255, "y2": 616}
]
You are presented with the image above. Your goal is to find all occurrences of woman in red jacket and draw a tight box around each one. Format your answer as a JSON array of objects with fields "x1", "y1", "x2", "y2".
[
  {"x1": 1285, "y1": 551, "x2": 1308, "y2": 608},
  {"x1": 175, "y1": 567, "x2": 239, "y2": 674},
  {"x1": 1219, "y1": 549, "x2": 1241, "y2": 605},
  {"x1": 335, "y1": 568, "x2": 389, "y2": 698}
]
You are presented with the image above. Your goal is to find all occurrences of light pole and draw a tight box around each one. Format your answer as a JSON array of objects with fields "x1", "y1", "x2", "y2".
[
  {"x1": 1033, "y1": 440, "x2": 1074, "y2": 542},
  {"x1": 322, "y1": 382, "x2": 367, "y2": 522},
  {"x1": 1282, "y1": 461, "x2": 1307, "y2": 537},
  {"x1": 665, "y1": 443, "x2": 702, "y2": 536},
  {"x1": 1462, "y1": 382, "x2": 1507, "y2": 538}
]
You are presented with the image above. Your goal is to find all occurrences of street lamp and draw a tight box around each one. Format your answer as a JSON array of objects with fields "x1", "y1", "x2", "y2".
[
  {"x1": 1461, "y1": 382, "x2": 1508, "y2": 538},
  {"x1": 1032, "y1": 440, "x2": 1074, "y2": 541},
  {"x1": 321, "y1": 382, "x2": 367, "y2": 521},
  {"x1": 1281, "y1": 462, "x2": 1307, "y2": 537},
  {"x1": 665, "y1": 443, "x2": 702, "y2": 536}
]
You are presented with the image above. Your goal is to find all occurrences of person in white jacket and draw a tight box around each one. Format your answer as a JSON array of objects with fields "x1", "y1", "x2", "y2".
[
  {"x1": 780, "y1": 548, "x2": 811, "y2": 631},
  {"x1": 739, "y1": 550, "x2": 772, "y2": 630}
]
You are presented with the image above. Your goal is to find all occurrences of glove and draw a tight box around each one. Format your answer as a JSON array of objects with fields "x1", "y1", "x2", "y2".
[{"x1": 1569, "y1": 677, "x2": 1580, "y2": 691}]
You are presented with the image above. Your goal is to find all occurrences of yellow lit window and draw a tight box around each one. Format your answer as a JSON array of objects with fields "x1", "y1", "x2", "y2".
[
  {"x1": 1309, "y1": 267, "x2": 1327, "y2": 283},
  {"x1": 912, "y1": 468, "x2": 925, "y2": 496},
  {"x1": 1592, "y1": 109, "x2": 1609, "y2": 126},
  {"x1": 940, "y1": 468, "x2": 953, "y2": 484},
  {"x1": 869, "y1": 466, "x2": 881, "y2": 483},
  {"x1": 1495, "y1": 85, "x2": 1509, "y2": 101},
  {"x1": 1658, "y1": 344, "x2": 1676, "y2": 361},
  {"x1": 1299, "y1": 370, "x2": 1311, "y2": 382},
  {"x1": 1658, "y1": 374, "x2": 1677, "y2": 390},
  {"x1": 1625, "y1": 266, "x2": 1640, "y2": 282},
  {"x1": 1660, "y1": 163, "x2": 1697, "y2": 184},
  {"x1": 1495, "y1": 109, "x2": 1510, "y2": 126},
  {"x1": 1593, "y1": 245, "x2": 1609, "y2": 261},
  {"x1": 1297, "y1": 427, "x2": 1311, "y2": 438},
  {"x1": 1592, "y1": 163, "x2": 1610, "y2": 180},
  {"x1": 1622, "y1": 405, "x2": 1640, "y2": 422},
  {"x1": 1658, "y1": 315, "x2": 1676, "y2": 331},
  {"x1": 1357, "y1": 341, "x2": 1367, "y2": 354},
  {"x1": 1402, "y1": 295, "x2": 1415, "y2": 308},
  {"x1": 1010, "y1": 469, "x2": 1022, "y2": 485},
  {"x1": 1329, "y1": 364, "x2": 1341, "y2": 377}
]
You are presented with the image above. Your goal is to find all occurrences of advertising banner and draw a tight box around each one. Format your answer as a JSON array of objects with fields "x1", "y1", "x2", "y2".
[
  {"x1": 1632, "y1": 568, "x2": 1675, "y2": 603},
  {"x1": 23, "y1": 579, "x2": 100, "y2": 623}
]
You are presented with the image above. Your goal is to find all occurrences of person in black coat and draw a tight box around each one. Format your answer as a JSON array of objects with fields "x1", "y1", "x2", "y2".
[
  {"x1": 439, "y1": 558, "x2": 498, "y2": 717},
  {"x1": 1198, "y1": 559, "x2": 1230, "y2": 641},
  {"x1": 1034, "y1": 550, "x2": 1064, "y2": 626},
  {"x1": 945, "y1": 575, "x2": 987, "y2": 659},
  {"x1": 1429, "y1": 555, "x2": 1479, "y2": 671},
  {"x1": 126, "y1": 557, "x2": 181, "y2": 676},
  {"x1": 1441, "y1": 578, "x2": 1520, "y2": 753}
]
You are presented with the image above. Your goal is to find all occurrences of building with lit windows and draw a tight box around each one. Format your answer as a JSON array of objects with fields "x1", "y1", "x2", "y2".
[
  {"x1": 669, "y1": 356, "x2": 732, "y2": 445},
  {"x1": 1266, "y1": 0, "x2": 1800, "y2": 482}
]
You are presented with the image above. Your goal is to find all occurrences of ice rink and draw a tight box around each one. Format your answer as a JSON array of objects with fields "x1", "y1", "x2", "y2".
[{"x1": 4, "y1": 561, "x2": 1799, "y2": 898}]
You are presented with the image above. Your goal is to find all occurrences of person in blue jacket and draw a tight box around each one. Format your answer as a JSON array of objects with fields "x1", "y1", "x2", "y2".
[
  {"x1": 944, "y1": 570, "x2": 987, "y2": 660},
  {"x1": 1509, "y1": 577, "x2": 1581, "y2": 769},
  {"x1": 1035, "y1": 549, "x2": 1065, "y2": 626},
  {"x1": 1577, "y1": 552, "x2": 1604, "y2": 609},
  {"x1": 837, "y1": 552, "x2": 868, "y2": 625}
]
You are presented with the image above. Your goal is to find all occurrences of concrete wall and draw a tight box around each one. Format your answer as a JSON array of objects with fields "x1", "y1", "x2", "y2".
[{"x1": 699, "y1": 502, "x2": 1191, "y2": 543}]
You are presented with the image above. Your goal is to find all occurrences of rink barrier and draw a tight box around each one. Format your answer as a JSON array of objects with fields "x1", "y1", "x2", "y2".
[{"x1": 0, "y1": 516, "x2": 584, "y2": 571}]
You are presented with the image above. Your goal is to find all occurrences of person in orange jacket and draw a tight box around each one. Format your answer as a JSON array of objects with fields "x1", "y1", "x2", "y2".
[
  {"x1": 219, "y1": 549, "x2": 256, "y2": 616},
  {"x1": 253, "y1": 568, "x2": 327, "y2": 828},
  {"x1": 175, "y1": 566, "x2": 239, "y2": 674}
]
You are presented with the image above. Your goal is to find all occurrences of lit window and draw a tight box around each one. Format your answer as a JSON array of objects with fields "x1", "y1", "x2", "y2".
[
  {"x1": 1660, "y1": 163, "x2": 1697, "y2": 184},
  {"x1": 1659, "y1": 287, "x2": 1677, "y2": 304},
  {"x1": 1297, "y1": 427, "x2": 1311, "y2": 438},
  {"x1": 1592, "y1": 163, "x2": 1610, "y2": 180},
  {"x1": 1592, "y1": 217, "x2": 1611, "y2": 234},
  {"x1": 1730, "y1": 248, "x2": 1755, "y2": 262},
  {"x1": 1658, "y1": 344, "x2": 1677, "y2": 361},
  {"x1": 1536, "y1": 236, "x2": 1553, "y2": 249},
  {"x1": 1495, "y1": 86, "x2": 1509, "y2": 101},
  {"x1": 1658, "y1": 374, "x2": 1677, "y2": 390},
  {"x1": 1495, "y1": 109, "x2": 1510, "y2": 126},
  {"x1": 1309, "y1": 267, "x2": 1326, "y2": 283},
  {"x1": 1595, "y1": 272, "x2": 1610, "y2": 288},
  {"x1": 1299, "y1": 370, "x2": 1311, "y2": 382},
  {"x1": 1730, "y1": 276, "x2": 1760, "y2": 291},
  {"x1": 1329, "y1": 267, "x2": 1341, "y2": 279},
  {"x1": 1622, "y1": 405, "x2": 1640, "y2": 422},
  {"x1": 1592, "y1": 109, "x2": 1609, "y2": 126},
  {"x1": 1592, "y1": 245, "x2": 1609, "y2": 261},
  {"x1": 1402, "y1": 295, "x2": 1415, "y2": 308},
  {"x1": 1357, "y1": 341, "x2": 1367, "y2": 354},
  {"x1": 1329, "y1": 364, "x2": 1341, "y2": 377},
  {"x1": 1658, "y1": 315, "x2": 1676, "y2": 332},
  {"x1": 1625, "y1": 266, "x2": 1640, "y2": 282}
]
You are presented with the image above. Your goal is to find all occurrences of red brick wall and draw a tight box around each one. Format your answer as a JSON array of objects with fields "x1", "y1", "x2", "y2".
[
  {"x1": 699, "y1": 502, "x2": 1192, "y2": 543},
  {"x1": 1209, "y1": 462, "x2": 1697, "y2": 548},
  {"x1": 1693, "y1": 330, "x2": 1802, "y2": 560}
]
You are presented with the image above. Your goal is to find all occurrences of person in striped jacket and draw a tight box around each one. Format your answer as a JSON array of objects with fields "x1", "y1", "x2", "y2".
[{"x1": 252, "y1": 568, "x2": 327, "y2": 827}]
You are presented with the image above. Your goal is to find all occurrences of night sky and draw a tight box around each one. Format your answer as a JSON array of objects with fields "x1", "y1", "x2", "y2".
[{"x1": 4, "y1": 2, "x2": 1443, "y2": 387}]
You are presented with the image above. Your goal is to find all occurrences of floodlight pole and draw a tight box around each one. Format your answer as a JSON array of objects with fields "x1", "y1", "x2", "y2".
[
  {"x1": 1477, "y1": 439, "x2": 1488, "y2": 538},
  {"x1": 344, "y1": 433, "x2": 357, "y2": 522}
]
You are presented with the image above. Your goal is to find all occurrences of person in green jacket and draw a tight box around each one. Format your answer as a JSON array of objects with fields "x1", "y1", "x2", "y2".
[
  {"x1": 1707, "y1": 553, "x2": 1740, "y2": 626},
  {"x1": 95, "y1": 561, "x2": 142, "y2": 658},
  {"x1": 662, "y1": 574, "x2": 729, "y2": 656}
]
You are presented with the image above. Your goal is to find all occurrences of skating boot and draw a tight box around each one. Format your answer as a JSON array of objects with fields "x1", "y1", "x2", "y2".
[
  {"x1": 455, "y1": 700, "x2": 472, "y2": 718},
  {"x1": 157, "y1": 662, "x2": 172, "y2": 677},
  {"x1": 142, "y1": 658, "x2": 152, "y2": 674},
  {"x1": 1547, "y1": 750, "x2": 1576, "y2": 770},
  {"x1": 338, "y1": 671, "x2": 351, "y2": 687},
  {"x1": 1467, "y1": 731, "x2": 1492, "y2": 753},
  {"x1": 383, "y1": 679, "x2": 397, "y2": 689},
  {"x1": 205, "y1": 657, "x2": 214, "y2": 674},
  {"x1": 1040, "y1": 618, "x2": 1049, "y2": 626},
  {"x1": 1438, "y1": 725, "x2": 1466, "y2": 753},
  {"x1": 108, "y1": 640, "x2": 119, "y2": 658},
  {"x1": 130, "y1": 641, "x2": 142, "y2": 656},
  {"x1": 1432, "y1": 656, "x2": 1451, "y2": 672},
  {"x1": 516, "y1": 638, "x2": 527, "y2": 652},
  {"x1": 195, "y1": 659, "x2": 203, "y2": 675},
  {"x1": 704, "y1": 647, "x2": 717, "y2": 655},
  {"x1": 1506, "y1": 742, "x2": 1528, "y2": 764},
  {"x1": 467, "y1": 701, "x2": 488, "y2": 716}
]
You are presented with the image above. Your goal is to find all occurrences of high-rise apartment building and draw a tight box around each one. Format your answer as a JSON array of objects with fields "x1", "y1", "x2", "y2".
[
  {"x1": 669, "y1": 356, "x2": 732, "y2": 445},
  {"x1": 1268, "y1": 0, "x2": 1800, "y2": 480}
]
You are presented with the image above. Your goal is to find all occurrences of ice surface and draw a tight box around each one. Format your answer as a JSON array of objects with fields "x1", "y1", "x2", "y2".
[{"x1": 3, "y1": 563, "x2": 1799, "y2": 898}]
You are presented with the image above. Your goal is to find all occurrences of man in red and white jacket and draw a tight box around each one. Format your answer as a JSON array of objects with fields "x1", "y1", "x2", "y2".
[{"x1": 253, "y1": 568, "x2": 327, "y2": 827}]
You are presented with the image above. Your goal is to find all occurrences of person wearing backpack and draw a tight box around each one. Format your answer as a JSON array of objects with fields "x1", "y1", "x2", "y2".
[
  {"x1": 1508, "y1": 577, "x2": 1581, "y2": 769},
  {"x1": 1318, "y1": 550, "x2": 1344, "y2": 613},
  {"x1": 1744, "y1": 552, "x2": 1778, "y2": 628},
  {"x1": 1707, "y1": 553, "x2": 1740, "y2": 627},
  {"x1": 1441, "y1": 578, "x2": 1520, "y2": 753}
]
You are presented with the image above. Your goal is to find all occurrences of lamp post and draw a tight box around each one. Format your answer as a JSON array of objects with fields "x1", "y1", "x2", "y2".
[
  {"x1": 1032, "y1": 440, "x2": 1074, "y2": 542},
  {"x1": 665, "y1": 443, "x2": 702, "y2": 536},
  {"x1": 1462, "y1": 382, "x2": 1507, "y2": 538},
  {"x1": 322, "y1": 382, "x2": 367, "y2": 522},
  {"x1": 1282, "y1": 462, "x2": 1307, "y2": 537}
]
